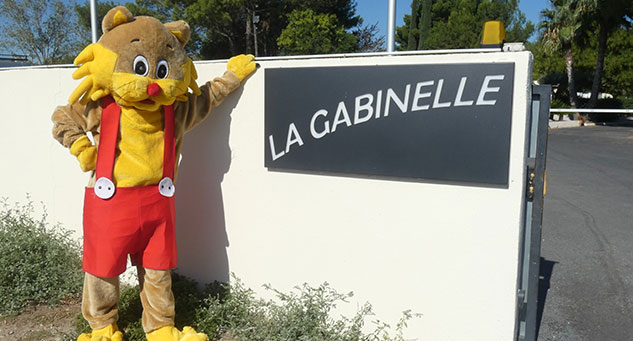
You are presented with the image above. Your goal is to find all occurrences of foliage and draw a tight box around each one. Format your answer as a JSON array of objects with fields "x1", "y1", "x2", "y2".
[
  {"x1": 425, "y1": 0, "x2": 481, "y2": 49},
  {"x1": 277, "y1": 9, "x2": 358, "y2": 55},
  {"x1": 196, "y1": 276, "x2": 419, "y2": 340},
  {"x1": 0, "y1": 197, "x2": 83, "y2": 315},
  {"x1": 354, "y1": 22, "x2": 386, "y2": 53},
  {"x1": 539, "y1": 0, "x2": 587, "y2": 107},
  {"x1": 0, "y1": 0, "x2": 82, "y2": 64},
  {"x1": 74, "y1": 274, "x2": 418, "y2": 340},
  {"x1": 74, "y1": 0, "x2": 375, "y2": 59},
  {"x1": 74, "y1": 1, "x2": 121, "y2": 45},
  {"x1": 582, "y1": 0, "x2": 633, "y2": 107},
  {"x1": 602, "y1": 27, "x2": 633, "y2": 97},
  {"x1": 535, "y1": 0, "x2": 633, "y2": 109},
  {"x1": 417, "y1": 0, "x2": 432, "y2": 49},
  {"x1": 126, "y1": 0, "x2": 214, "y2": 58},
  {"x1": 396, "y1": 0, "x2": 534, "y2": 51},
  {"x1": 619, "y1": 97, "x2": 633, "y2": 109},
  {"x1": 530, "y1": 25, "x2": 633, "y2": 108},
  {"x1": 478, "y1": 0, "x2": 534, "y2": 43}
]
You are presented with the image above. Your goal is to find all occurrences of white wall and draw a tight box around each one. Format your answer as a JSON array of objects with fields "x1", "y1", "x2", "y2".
[{"x1": 0, "y1": 51, "x2": 532, "y2": 340}]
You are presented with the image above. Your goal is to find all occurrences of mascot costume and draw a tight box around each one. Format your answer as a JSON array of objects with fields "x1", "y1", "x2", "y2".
[{"x1": 51, "y1": 6, "x2": 256, "y2": 341}]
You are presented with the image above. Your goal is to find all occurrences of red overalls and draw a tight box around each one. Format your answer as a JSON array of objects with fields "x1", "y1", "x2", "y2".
[{"x1": 82, "y1": 96, "x2": 178, "y2": 278}]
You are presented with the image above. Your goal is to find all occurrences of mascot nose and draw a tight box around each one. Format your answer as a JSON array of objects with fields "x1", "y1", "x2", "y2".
[{"x1": 147, "y1": 83, "x2": 162, "y2": 97}]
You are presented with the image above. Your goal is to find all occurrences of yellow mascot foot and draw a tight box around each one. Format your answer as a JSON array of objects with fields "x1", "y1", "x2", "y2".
[
  {"x1": 146, "y1": 325, "x2": 209, "y2": 341},
  {"x1": 77, "y1": 323, "x2": 123, "y2": 341}
]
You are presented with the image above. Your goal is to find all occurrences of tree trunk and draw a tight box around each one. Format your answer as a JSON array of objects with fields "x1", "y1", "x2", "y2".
[
  {"x1": 219, "y1": 32, "x2": 237, "y2": 56},
  {"x1": 565, "y1": 47, "x2": 578, "y2": 110},
  {"x1": 588, "y1": 21, "x2": 608, "y2": 108},
  {"x1": 245, "y1": 9, "x2": 253, "y2": 55}
]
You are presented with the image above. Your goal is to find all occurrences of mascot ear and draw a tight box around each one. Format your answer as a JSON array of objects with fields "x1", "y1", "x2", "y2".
[
  {"x1": 102, "y1": 6, "x2": 134, "y2": 34},
  {"x1": 165, "y1": 21, "x2": 191, "y2": 45}
]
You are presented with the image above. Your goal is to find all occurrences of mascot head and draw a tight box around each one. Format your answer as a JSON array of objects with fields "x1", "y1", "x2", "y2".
[{"x1": 69, "y1": 6, "x2": 201, "y2": 111}]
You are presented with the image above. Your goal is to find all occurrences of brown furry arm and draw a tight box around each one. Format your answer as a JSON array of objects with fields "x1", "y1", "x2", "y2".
[
  {"x1": 177, "y1": 70, "x2": 240, "y2": 132},
  {"x1": 52, "y1": 101, "x2": 101, "y2": 148}
]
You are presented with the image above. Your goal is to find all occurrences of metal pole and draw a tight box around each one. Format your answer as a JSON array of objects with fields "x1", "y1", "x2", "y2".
[
  {"x1": 253, "y1": 26, "x2": 259, "y2": 57},
  {"x1": 253, "y1": 14, "x2": 259, "y2": 57},
  {"x1": 90, "y1": 0, "x2": 98, "y2": 43},
  {"x1": 387, "y1": 0, "x2": 396, "y2": 52}
]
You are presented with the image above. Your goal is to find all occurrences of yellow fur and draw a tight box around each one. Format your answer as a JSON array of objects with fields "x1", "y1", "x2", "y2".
[
  {"x1": 146, "y1": 325, "x2": 209, "y2": 341},
  {"x1": 70, "y1": 136, "x2": 97, "y2": 172},
  {"x1": 70, "y1": 135, "x2": 92, "y2": 156},
  {"x1": 227, "y1": 54, "x2": 256, "y2": 82},
  {"x1": 77, "y1": 323, "x2": 123, "y2": 341},
  {"x1": 70, "y1": 44, "x2": 118, "y2": 104},
  {"x1": 70, "y1": 43, "x2": 199, "y2": 109},
  {"x1": 114, "y1": 106, "x2": 165, "y2": 187},
  {"x1": 112, "y1": 10, "x2": 130, "y2": 28}
]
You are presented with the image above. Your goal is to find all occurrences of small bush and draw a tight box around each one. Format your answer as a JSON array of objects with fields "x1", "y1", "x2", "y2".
[
  {"x1": 550, "y1": 98, "x2": 571, "y2": 109},
  {"x1": 620, "y1": 97, "x2": 633, "y2": 109},
  {"x1": 195, "y1": 276, "x2": 417, "y2": 341},
  {"x1": 586, "y1": 98, "x2": 625, "y2": 122},
  {"x1": 0, "y1": 197, "x2": 83, "y2": 315},
  {"x1": 75, "y1": 274, "x2": 418, "y2": 340}
]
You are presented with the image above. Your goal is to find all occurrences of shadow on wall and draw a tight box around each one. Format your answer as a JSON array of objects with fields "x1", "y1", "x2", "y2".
[{"x1": 174, "y1": 86, "x2": 245, "y2": 285}]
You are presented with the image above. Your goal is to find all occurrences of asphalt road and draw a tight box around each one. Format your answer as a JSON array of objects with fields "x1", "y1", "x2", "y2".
[{"x1": 537, "y1": 125, "x2": 633, "y2": 340}]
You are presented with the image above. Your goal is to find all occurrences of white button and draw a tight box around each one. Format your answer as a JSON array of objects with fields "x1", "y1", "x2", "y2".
[
  {"x1": 94, "y1": 177, "x2": 115, "y2": 199},
  {"x1": 158, "y1": 177, "x2": 175, "y2": 197}
]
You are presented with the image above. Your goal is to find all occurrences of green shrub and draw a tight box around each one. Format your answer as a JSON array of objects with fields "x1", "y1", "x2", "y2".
[
  {"x1": 75, "y1": 274, "x2": 418, "y2": 340},
  {"x1": 550, "y1": 98, "x2": 571, "y2": 109},
  {"x1": 0, "y1": 197, "x2": 83, "y2": 315},
  {"x1": 194, "y1": 275, "x2": 418, "y2": 341},
  {"x1": 619, "y1": 97, "x2": 633, "y2": 109}
]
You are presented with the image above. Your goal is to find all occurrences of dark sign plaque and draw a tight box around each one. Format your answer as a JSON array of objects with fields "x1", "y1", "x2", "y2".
[{"x1": 264, "y1": 63, "x2": 515, "y2": 186}]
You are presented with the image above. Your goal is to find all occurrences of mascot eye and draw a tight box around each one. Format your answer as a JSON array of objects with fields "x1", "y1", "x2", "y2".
[
  {"x1": 133, "y1": 55, "x2": 149, "y2": 76},
  {"x1": 156, "y1": 60, "x2": 169, "y2": 79}
]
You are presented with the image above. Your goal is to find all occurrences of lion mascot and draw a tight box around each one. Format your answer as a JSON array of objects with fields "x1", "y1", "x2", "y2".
[{"x1": 51, "y1": 6, "x2": 256, "y2": 341}]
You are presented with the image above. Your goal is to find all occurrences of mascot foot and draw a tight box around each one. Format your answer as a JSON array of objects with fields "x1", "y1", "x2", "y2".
[
  {"x1": 77, "y1": 323, "x2": 123, "y2": 341},
  {"x1": 146, "y1": 325, "x2": 209, "y2": 341}
]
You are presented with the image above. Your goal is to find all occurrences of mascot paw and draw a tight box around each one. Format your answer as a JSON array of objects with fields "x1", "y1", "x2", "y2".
[
  {"x1": 70, "y1": 135, "x2": 97, "y2": 172},
  {"x1": 77, "y1": 324, "x2": 123, "y2": 341},
  {"x1": 227, "y1": 54, "x2": 256, "y2": 82},
  {"x1": 77, "y1": 146, "x2": 98, "y2": 172},
  {"x1": 146, "y1": 325, "x2": 209, "y2": 341}
]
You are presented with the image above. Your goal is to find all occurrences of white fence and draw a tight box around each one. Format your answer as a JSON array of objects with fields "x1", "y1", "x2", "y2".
[{"x1": 551, "y1": 108, "x2": 633, "y2": 114}]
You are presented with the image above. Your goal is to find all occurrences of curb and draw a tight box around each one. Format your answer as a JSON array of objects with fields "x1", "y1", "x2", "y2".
[{"x1": 549, "y1": 120, "x2": 596, "y2": 129}]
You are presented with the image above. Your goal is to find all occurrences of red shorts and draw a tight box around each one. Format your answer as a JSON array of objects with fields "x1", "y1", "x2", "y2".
[{"x1": 82, "y1": 185, "x2": 177, "y2": 278}]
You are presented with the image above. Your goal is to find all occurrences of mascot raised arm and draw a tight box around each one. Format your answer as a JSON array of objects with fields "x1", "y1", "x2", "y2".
[{"x1": 51, "y1": 6, "x2": 256, "y2": 341}]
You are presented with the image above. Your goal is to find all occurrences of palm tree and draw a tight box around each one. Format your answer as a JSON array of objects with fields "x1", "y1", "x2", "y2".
[
  {"x1": 540, "y1": 0, "x2": 585, "y2": 109},
  {"x1": 585, "y1": 0, "x2": 633, "y2": 108}
]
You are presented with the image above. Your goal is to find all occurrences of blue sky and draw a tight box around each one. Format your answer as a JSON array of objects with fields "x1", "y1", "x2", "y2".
[
  {"x1": 56, "y1": 0, "x2": 550, "y2": 47},
  {"x1": 66, "y1": 0, "x2": 550, "y2": 41},
  {"x1": 355, "y1": 0, "x2": 550, "y2": 43}
]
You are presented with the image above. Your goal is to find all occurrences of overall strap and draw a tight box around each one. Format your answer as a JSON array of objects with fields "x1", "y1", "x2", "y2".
[
  {"x1": 96, "y1": 96, "x2": 120, "y2": 181},
  {"x1": 162, "y1": 104, "x2": 175, "y2": 179},
  {"x1": 97, "y1": 97, "x2": 176, "y2": 182}
]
